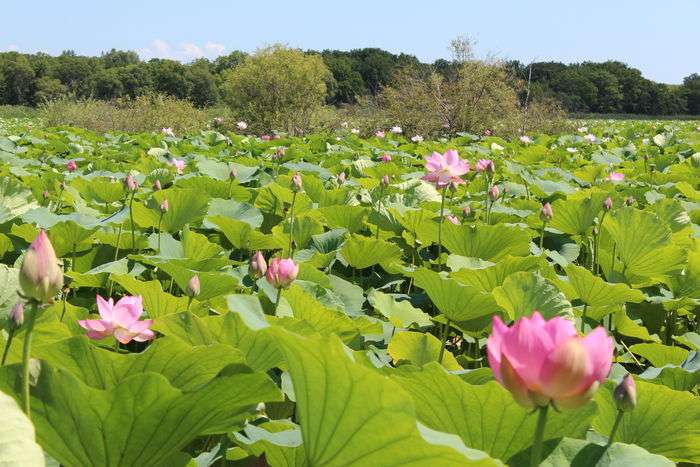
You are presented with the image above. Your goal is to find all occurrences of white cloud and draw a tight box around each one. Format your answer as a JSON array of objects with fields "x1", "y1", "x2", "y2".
[
  {"x1": 138, "y1": 39, "x2": 226, "y2": 62},
  {"x1": 2, "y1": 44, "x2": 20, "y2": 52}
]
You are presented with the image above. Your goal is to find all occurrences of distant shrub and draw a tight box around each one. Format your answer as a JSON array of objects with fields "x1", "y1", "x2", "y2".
[
  {"x1": 221, "y1": 45, "x2": 334, "y2": 135},
  {"x1": 39, "y1": 94, "x2": 207, "y2": 133},
  {"x1": 0, "y1": 105, "x2": 38, "y2": 119}
]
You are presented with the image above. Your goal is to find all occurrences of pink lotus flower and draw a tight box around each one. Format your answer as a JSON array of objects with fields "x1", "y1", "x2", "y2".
[
  {"x1": 66, "y1": 160, "x2": 77, "y2": 172},
  {"x1": 380, "y1": 175, "x2": 390, "y2": 188},
  {"x1": 125, "y1": 174, "x2": 138, "y2": 192},
  {"x1": 170, "y1": 158, "x2": 185, "y2": 174},
  {"x1": 487, "y1": 312, "x2": 613, "y2": 408},
  {"x1": 614, "y1": 374, "x2": 637, "y2": 412},
  {"x1": 380, "y1": 154, "x2": 392, "y2": 163},
  {"x1": 475, "y1": 159, "x2": 495, "y2": 173},
  {"x1": 79, "y1": 295, "x2": 154, "y2": 344},
  {"x1": 153, "y1": 179, "x2": 162, "y2": 191},
  {"x1": 519, "y1": 135, "x2": 532, "y2": 144},
  {"x1": 10, "y1": 302, "x2": 24, "y2": 326},
  {"x1": 606, "y1": 172, "x2": 625, "y2": 182},
  {"x1": 540, "y1": 202, "x2": 554, "y2": 221},
  {"x1": 19, "y1": 230, "x2": 63, "y2": 304},
  {"x1": 291, "y1": 172, "x2": 303, "y2": 192},
  {"x1": 350, "y1": 128, "x2": 360, "y2": 135},
  {"x1": 484, "y1": 129, "x2": 493, "y2": 136},
  {"x1": 488, "y1": 185, "x2": 500, "y2": 201},
  {"x1": 375, "y1": 130, "x2": 385, "y2": 138},
  {"x1": 187, "y1": 275, "x2": 201, "y2": 297},
  {"x1": 261, "y1": 134, "x2": 271, "y2": 141},
  {"x1": 159, "y1": 199, "x2": 169, "y2": 213},
  {"x1": 390, "y1": 126, "x2": 402, "y2": 134},
  {"x1": 446, "y1": 214, "x2": 460, "y2": 225},
  {"x1": 411, "y1": 135, "x2": 424, "y2": 143},
  {"x1": 584, "y1": 133, "x2": 597, "y2": 143},
  {"x1": 603, "y1": 197, "x2": 613, "y2": 211},
  {"x1": 422, "y1": 149, "x2": 469, "y2": 188},
  {"x1": 266, "y1": 258, "x2": 299, "y2": 289},
  {"x1": 237, "y1": 121, "x2": 248, "y2": 130}
]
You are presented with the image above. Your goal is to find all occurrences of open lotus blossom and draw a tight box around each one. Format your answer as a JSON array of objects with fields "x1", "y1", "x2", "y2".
[
  {"x1": 350, "y1": 128, "x2": 360, "y2": 135},
  {"x1": 584, "y1": 133, "x2": 597, "y2": 143},
  {"x1": 340, "y1": 121, "x2": 348, "y2": 128},
  {"x1": 66, "y1": 160, "x2": 77, "y2": 172},
  {"x1": 170, "y1": 158, "x2": 185, "y2": 174},
  {"x1": 266, "y1": 257, "x2": 299, "y2": 289},
  {"x1": 79, "y1": 295, "x2": 154, "y2": 344},
  {"x1": 519, "y1": 135, "x2": 532, "y2": 144},
  {"x1": 236, "y1": 121, "x2": 248, "y2": 130},
  {"x1": 161, "y1": 127, "x2": 175, "y2": 137},
  {"x1": 390, "y1": 126, "x2": 402, "y2": 134},
  {"x1": 422, "y1": 149, "x2": 469, "y2": 188},
  {"x1": 606, "y1": 171, "x2": 625, "y2": 182},
  {"x1": 411, "y1": 135, "x2": 423, "y2": 142},
  {"x1": 488, "y1": 312, "x2": 613, "y2": 408},
  {"x1": 380, "y1": 153, "x2": 392, "y2": 162},
  {"x1": 375, "y1": 130, "x2": 385, "y2": 138},
  {"x1": 446, "y1": 214, "x2": 460, "y2": 225},
  {"x1": 475, "y1": 159, "x2": 495, "y2": 173}
]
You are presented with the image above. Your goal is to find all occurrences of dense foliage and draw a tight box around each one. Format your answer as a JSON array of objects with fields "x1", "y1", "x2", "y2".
[{"x1": 0, "y1": 119, "x2": 699, "y2": 466}]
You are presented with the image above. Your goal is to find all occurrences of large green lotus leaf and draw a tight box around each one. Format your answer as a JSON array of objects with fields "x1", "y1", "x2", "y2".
[
  {"x1": 367, "y1": 289, "x2": 432, "y2": 328},
  {"x1": 452, "y1": 256, "x2": 542, "y2": 292},
  {"x1": 317, "y1": 205, "x2": 369, "y2": 233},
  {"x1": 492, "y1": 271, "x2": 572, "y2": 320},
  {"x1": 441, "y1": 223, "x2": 531, "y2": 261},
  {"x1": 592, "y1": 380, "x2": 700, "y2": 463},
  {"x1": 311, "y1": 228, "x2": 347, "y2": 253},
  {"x1": 549, "y1": 192, "x2": 607, "y2": 236},
  {"x1": 388, "y1": 331, "x2": 461, "y2": 370},
  {"x1": 0, "y1": 363, "x2": 282, "y2": 467},
  {"x1": 233, "y1": 422, "x2": 306, "y2": 467},
  {"x1": 612, "y1": 310, "x2": 660, "y2": 343},
  {"x1": 132, "y1": 189, "x2": 209, "y2": 232},
  {"x1": 112, "y1": 274, "x2": 190, "y2": 317},
  {"x1": 0, "y1": 389, "x2": 44, "y2": 466},
  {"x1": 638, "y1": 352, "x2": 700, "y2": 391},
  {"x1": 207, "y1": 215, "x2": 285, "y2": 250},
  {"x1": 0, "y1": 176, "x2": 38, "y2": 223},
  {"x1": 173, "y1": 176, "x2": 250, "y2": 202},
  {"x1": 511, "y1": 438, "x2": 673, "y2": 467},
  {"x1": 272, "y1": 215, "x2": 324, "y2": 251},
  {"x1": 628, "y1": 343, "x2": 689, "y2": 367},
  {"x1": 196, "y1": 159, "x2": 258, "y2": 183},
  {"x1": 270, "y1": 329, "x2": 501, "y2": 466},
  {"x1": 564, "y1": 264, "x2": 644, "y2": 307},
  {"x1": 139, "y1": 260, "x2": 238, "y2": 301},
  {"x1": 602, "y1": 207, "x2": 686, "y2": 279},
  {"x1": 71, "y1": 177, "x2": 125, "y2": 204},
  {"x1": 390, "y1": 363, "x2": 597, "y2": 463},
  {"x1": 46, "y1": 220, "x2": 98, "y2": 257},
  {"x1": 340, "y1": 234, "x2": 402, "y2": 269},
  {"x1": 413, "y1": 268, "x2": 498, "y2": 322},
  {"x1": 206, "y1": 198, "x2": 263, "y2": 228},
  {"x1": 0, "y1": 264, "x2": 19, "y2": 321},
  {"x1": 302, "y1": 176, "x2": 347, "y2": 206},
  {"x1": 33, "y1": 336, "x2": 245, "y2": 391},
  {"x1": 667, "y1": 249, "x2": 700, "y2": 299},
  {"x1": 255, "y1": 184, "x2": 312, "y2": 217}
]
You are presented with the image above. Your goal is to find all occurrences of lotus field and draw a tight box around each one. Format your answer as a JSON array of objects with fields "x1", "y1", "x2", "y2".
[{"x1": 2, "y1": 120, "x2": 700, "y2": 466}]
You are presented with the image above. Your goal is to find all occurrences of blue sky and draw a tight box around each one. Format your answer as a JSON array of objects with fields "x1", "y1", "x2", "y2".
[{"x1": 1, "y1": 0, "x2": 697, "y2": 84}]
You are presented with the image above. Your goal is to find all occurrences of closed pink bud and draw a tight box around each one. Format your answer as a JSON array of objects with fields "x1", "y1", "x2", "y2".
[
  {"x1": 614, "y1": 374, "x2": 637, "y2": 412},
  {"x1": 337, "y1": 172, "x2": 346, "y2": 184},
  {"x1": 125, "y1": 174, "x2": 138, "y2": 192},
  {"x1": 160, "y1": 199, "x2": 169, "y2": 213},
  {"x1": 187, "y1": 275, "x2": 201, "y2": 297},
  {"x1": 261, "y1": 134, "x2": 271, "y2": 141},
  {"x1": 10, "y1": 302, "x2": 24, "y2": 326},
  {"x1": 291, "y1": 172, "x2": 303, "y2": 192},
  {"x1": 266, "y1": 258, "x2": 299, "y2": 289},
  {"x1": 229, "y1": 166, "x2": 238, "y2": 179},
  {"x1": 488, "y1": 185, "x2": 500, "y2": 201},
  {"x1": 153, "y1": 180, "x2": 162, "y2": 191},
  {"x1": 603, "y1": 197, "x2": 613, "y2": 211},
  {"x1": 19, "y1": 230, "x2": 64, "y2": 303},
  {"x1": 446, "y1": 214, "x2": 459, "y2": 225},
  {"x1": 249, "y1": 251, "x2": 267, "y2": 279},
  {"x1": 381, "y1": 175, "x2": 390, "y2": 188},
  {"x1": 380, "y1": 154, "x2": 392, "y2": 163},
  {"x1": 66, "y1": 160, "x2": 77, "y2": 172},
  {"x1": 462, "y1": 206, "x2": 471, "y2": 217},
  {"x1": 487, "y1": 312, "x2": 613, "y2": 408},
  {"x1": 42, "y1": 190, "x2": 49, "y2": 200},
  {"x1": 540, "y1": 202, "x2": 554, "y2": 222}
]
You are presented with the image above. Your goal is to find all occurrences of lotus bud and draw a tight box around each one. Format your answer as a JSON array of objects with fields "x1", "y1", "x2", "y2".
[
  {"x1": 625, "y1": 196, "x2": 635, "y2": 206},
  {"x1": 229, "y1": 166, "x2": 238, "y2": 179},
  {"x1": 540, "y1": 202, "x2": 554, "y2": 222},
  {"x1": 462, "y1": 206, "x2": 471, "y2": 217},
  {"x1": 484, "y1": 129, "x2": 493, "y2": 136},
  {"x1": 446, "y1": 214, "x2": 460, "y2": 225},
  {"x1": 265, "y1": 258, "x2": 299, "y2": 289},
  {"x1": 153, "y1": 179, "x2": 162, "y2": 191},
  {"x1": 42, "y1": 190, "x2": 49, "y2": 200},
  {"x1": 614, "y1": 374, "x2": 637, "y2": 412},
  {"x1": 603, "y1": 197, "x2": 613, "y2": 211},
  {"x1": 160, "y1": 199, "x2": 169, "y2": 213},
  {"x1": 10, "y1": 302, "x2": 24, "y2": 327},
  {"x1": 337, "y1": 172, "x2": 346, "y2": 185},
  {"x1": 19, "y1": 230, "x2": 64, "y2": 304},
  {"x1": 488, "y1": 185, "x2": 500, "y2": 201},
  {"x1": 261, "y1": 134, "x2": 271, "y2": 141},
  {"x1": 690, "y1": 153, "x2": 700, "y2": 168},
  {"x1": 66, "y1": 160, "x2": 77, "y2": 172},
  {"x1": 291, "y1": 172, "x2": 303, "y2": 193},
  {"x1": 380, "y1": 175, "x2": 390, "y2": 188},
  {"x1": 187, "y1": 275, "x2": 201, "y2": 298},
  {"x1": 249, "y1": 251, "x2": 267, "y2": 279},
  {"x1": 125, "y1": 174, "x2": 138, "y2": 192}
]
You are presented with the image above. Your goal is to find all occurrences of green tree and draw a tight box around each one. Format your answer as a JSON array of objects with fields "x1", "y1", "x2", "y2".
[
  {"x1": 322, "y1": 53, "x2": 365, "y2": 104},
  {"x1": 683, "y1": 74, "x2": 700, "y2": 114},
  {"x1": 147, "y1": 59, "x2": 190, "y2": 99},
  {"x1": 0, "y1": 52, "x2": 36, "y2": 105},
  {"x1": 33, "y1": 76, "x2": 67, "y2": 103}
]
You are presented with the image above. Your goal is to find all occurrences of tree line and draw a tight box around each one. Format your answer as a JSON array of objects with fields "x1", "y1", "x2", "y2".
[{"x1": 0, "y1": 48, "x2": 698, "y2": 115}]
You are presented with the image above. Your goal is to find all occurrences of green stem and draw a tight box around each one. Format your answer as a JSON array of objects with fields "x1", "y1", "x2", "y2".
[
  {"x1": 187, "y1": 296, "x2": 193, "y2": 312},
  {"x1": 22, "y1": 301, "x2": 38, "y2": 417},
  {"x1": 580, "y1": 303, "x2": 588, "y2": 333},
  {"x1": 59, "y1": 291, "x2": 68, "y2": 322},
  {"x1": 665, "y1": 310, "x2": 676, "y2": 346},
  {"x1": 288, "y1": 192, "x2": 297, "y2": 257},
  {"x1": 273, "y1": 287, "x2": 283, "y2": 313},
  {"x1": 437, "y1": 187, "x2": 447, "y2": 267},
  {"x1": 438, "y1": 319, "x2": 451, "y2": 363},
  {"x1": 606, "y1": 409, "x2": 624, "y2": 447},
  {"x1": 114, "y1": 223, "x2": 123, "y2": 261},
  {"x1": 610, "y1": 242, "x2": 617, "y2": 276},
  {"x1": 539, "y1": 221, "x2": 547, "y2": 253},
  {"x1": 530, "y1": 405, "x2": 549, "y2": 467},
  {"x1": 594, "y1": 212, "x2": 607, "y2": 275},
  {"x1": 128, "y1": 192, "x2": 136, "y2": 250},
  {"x1": 1, "y1": 327, "x2": 15, "y2": 366},
  {"x1": 375, "y1": 186, "x2": 385, "y2": 240},
  {"x1": 157, "y1": 214, "x2": 163, "y2": 253},
  {"x1": 227, "y1": 178, "x2": 233, "y2": 198}
]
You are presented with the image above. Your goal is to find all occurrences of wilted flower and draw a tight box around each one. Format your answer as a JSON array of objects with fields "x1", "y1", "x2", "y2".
[
  {"x1": 161, "y1": 127, "x2": 175, "y2": 137},
  {"x1": 170, "y1": 158, "x2": 185, "y2": 175},
  {"x1": 265, "y1": 258, "x2": 299, "y2": 289},
  {"x1": 187, "y1": 275, "x2": 201, "y2": 298},
  {"x1": 606, "y1": 171, "x2": 625, "y2": 182},
  {"x1": 625, "y1": 196, "x2": 636, "y2": 206},
  {"x1": 488, "y1": 185, "x2": 500, "y2": 201},
  {"x1": 79, "y1": 295, "x2": 154, "y2": 344},
  {"x1": 159, "y1": 199, "x2": 169, "y2": 213},
  {"x1": 540, "y1": 202, "x2": 554, "y2": 221},
  {"x1": 487, "y1": 312, "x2": 613, "y2": 408},
  {"x1": 614, "y1": 374, "x2": 637, "y2": 412},
  {"x1": 519, "y1": 135, "x2": 532, "y2": 144},
  {"x1": 411, "y1": 135, "x2": 424, "y2": 143},
  {"x1": 10, "y1": 302, "x2": 24, "y2": 326},
  {"x1": 125, "y1": 174, "x2": 138, "y2": 192},
  {"x1": 446, "y1": 214, "x2": 460, "y2": 225},
  {"x1": 350, "y1": 128, "x2": 360, "y2": 135},
  {"x1": 390, "y1": 126, "x2": 402, "y2": 134},
  {"x1": 291, "y1": 172, "x2": 303, "y2": 192},
  {"x1": 375, "y1": 130, "x2": 385, "y2": 138},
  {"x1": 422, "y1": 149, "x2": 469, "y2": 188},
  {"x1": 153, "y1": 179, "x2": 162, "y2": 191},
  {"x1": 380, "y1": 153, "x2": 392, "y2": 163},
  {"x1": 66, "y1": 160, "x2": 77, "y2": 172},
  {"x1": 336, "y1": 172, "x2": 346, "y2": 185},
  {"x1": 462, "y1": 205, "x2": 471, "y2": 217},
  {"x1": 275, "y1": 147, "x2": 286, "y2": 159},
  {"x1": 19, "y1": 230, "x2": 63, "y2": 304},
  {"x1": 475, "y1": 159, "x2": 495, "y2": 173},
  {"x1": 249, "y1": 251, "x2": 267, "y2": 279},
  {"x1": 603, "y1": 197, "x2": 613, "y2": 211},
  {"x1": 380, "y1": 175, "x2": 390, "y2": 188},
  {"x1": 236, "y1": 121, "x2": 248, "y2": 130}
]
